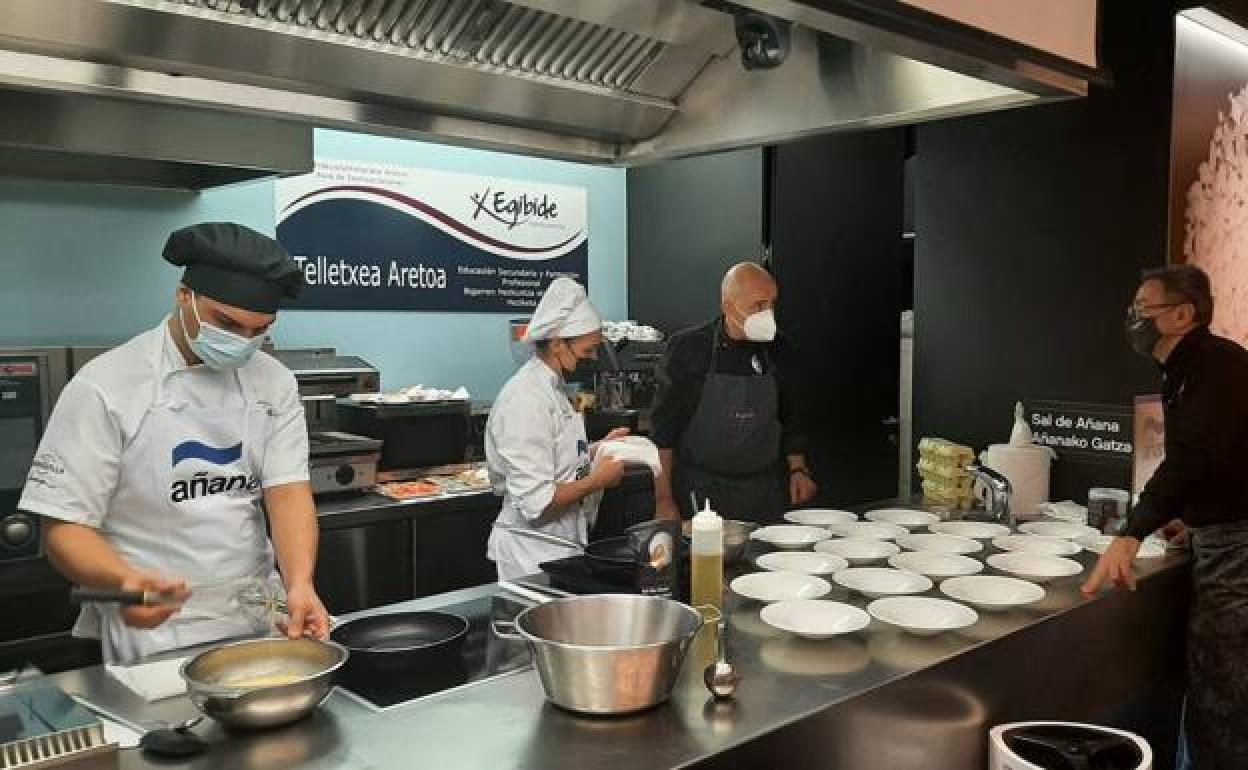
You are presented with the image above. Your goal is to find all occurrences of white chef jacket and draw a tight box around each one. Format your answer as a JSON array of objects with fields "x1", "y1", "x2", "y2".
[
  {"x1": 19, "y1": 320, "x2": 309, "y2": 661},
  {"x1": 485, "y1": 356, "x2": 601, "y2": 579}
]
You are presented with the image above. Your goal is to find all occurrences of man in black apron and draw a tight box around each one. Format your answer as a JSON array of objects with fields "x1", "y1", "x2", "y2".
[
  {"x1": 1083, "y1": 265, "x2": 1248, "y2": 770},
  {"x1": 650, "y1": 262, "x2": 816, "y2": 523}
]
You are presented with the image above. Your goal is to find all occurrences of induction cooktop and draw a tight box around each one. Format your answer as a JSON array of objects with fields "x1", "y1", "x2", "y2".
[{"x1": 335, "y1": 593, "x2": 533, "y2": 711}]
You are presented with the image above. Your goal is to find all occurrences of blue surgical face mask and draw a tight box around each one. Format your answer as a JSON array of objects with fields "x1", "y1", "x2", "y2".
[{"x1": 180, "y1": 292, "x2": 266, "y2": 370}]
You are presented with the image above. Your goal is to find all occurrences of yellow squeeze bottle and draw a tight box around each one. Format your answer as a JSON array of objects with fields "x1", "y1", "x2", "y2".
[{"x1": 690, "y1": 499, "x2": 724, "y2": 615}]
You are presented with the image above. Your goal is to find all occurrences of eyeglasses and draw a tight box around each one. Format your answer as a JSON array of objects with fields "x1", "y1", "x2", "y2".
[{"x1": 1125, "y1": 303, "x2": 1182, "y2": 322}]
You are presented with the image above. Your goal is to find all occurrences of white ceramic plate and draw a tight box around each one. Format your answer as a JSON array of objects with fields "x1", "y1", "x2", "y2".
[
  {"x1": 756, "y1": 551, "x2": 848, "y2": 576},
  {"x1": 940, "y1": 575, "x2": 1045, "y2": 611},
  {"x1": 929, "y1": 521, "x2": 1012, "y2": 540},
  {"x1": 888, "y1": 551, "x2": 983, "y2": 579},
  {"x1": 1019, "y1": 521, "x2": 1100, "y2": 540},
  {"x1": 1075, "y1": 534, "x2": 1167, "y2": 559},
  {"x1": 986, "y1": 552, "x2": 1084, "y2": 583},
  {"x1": 750, "y1": 524, "x2": 833, "y2": 550},
  {"x1": 864, "y1": 508, "x2": 941, "y2": 529},
  {"x1": 832, "y1": 567, "x2": 932, "y2": 599},
  {"x1": 867, "y1": 596, "x2": 979, "y2": 636},
  {"x1": 730, "y1": 572, "x2": 832, "y2": 603},
  {"x1": 896, "y1": 533, "x2": 983, "y2": 555},
  {"x1": 784, "y1": 509, "x2": 859, "y2": 527},
  {"x1": 992, "y1": 534, "x2": 1081, "y2": 557},
  {"x1": 760, "y1": 599, "x2": 871, "y2": 640},
  {"x1": 826, "y1": 521, "x2": 909, "y2": 541},
  {"x1": 814, "y1": 538, "x2": 901, "y2": 566}
]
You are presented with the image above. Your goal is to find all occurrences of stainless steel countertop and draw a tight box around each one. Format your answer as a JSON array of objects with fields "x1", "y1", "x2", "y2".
[{"x1": 47, "y1": 544, "x2": 1188, "y2": 770}]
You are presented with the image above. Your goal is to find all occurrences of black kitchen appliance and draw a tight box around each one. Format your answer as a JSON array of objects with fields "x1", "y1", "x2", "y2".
[
  {"x1": 0, "y1": 352, "x2": 53, "y2": 564},
  {"x1": 466, "y1": 401, "x2": 491, "y2": 462},
  {"x1": 274, "y1": 348, "x2": 383, "y2": 497},
  {"x1": 307, "y1": 431, "x2": 383, "y2": 496},
  {"x1": 339, "y1": 400, "x2": 472, "y2": 478},
  {"x1": 0, "y1": 350, "x2": 100, "y2": 674},
  {"x1": 272, "y1": 348, "x2": 380, "y2": 431},
  {"x1": 539, "y1": 521, "x2": 689, "y2": 602},
  {"x1": 569, "y1": 338, "x2": 666, "y2": 439}
]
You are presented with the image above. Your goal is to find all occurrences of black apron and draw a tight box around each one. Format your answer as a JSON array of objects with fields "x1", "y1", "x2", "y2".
[
  {"x1": 673, "y1": 322, "x2": 786, "y2": 524},
  {"x1": 1185, "y1": 519, "x2": 1248, "y2": 770}
]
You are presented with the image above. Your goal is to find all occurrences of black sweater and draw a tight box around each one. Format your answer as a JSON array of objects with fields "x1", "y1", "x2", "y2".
[{"x1": 1126, "y1": 327, "x2": 1248, "y2": 539}]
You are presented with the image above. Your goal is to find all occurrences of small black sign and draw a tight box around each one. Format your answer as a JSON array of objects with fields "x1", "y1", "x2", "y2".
[{"x1": 1024, "y1": 400, "x2": 1134, "y2": 466}]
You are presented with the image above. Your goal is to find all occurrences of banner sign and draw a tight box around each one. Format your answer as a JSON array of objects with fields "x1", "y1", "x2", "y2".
[
  {"x1": 275, "y1": 159, "x2": 588, "y2": 312},
  {"x1": 1023, "y1": 399, "x2": 1134, "y2": 465}
]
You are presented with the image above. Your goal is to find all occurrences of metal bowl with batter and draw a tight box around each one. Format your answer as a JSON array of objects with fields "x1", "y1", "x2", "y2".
[{"x1": 180, "y1": 638, "x2": 348, "y2": 729}]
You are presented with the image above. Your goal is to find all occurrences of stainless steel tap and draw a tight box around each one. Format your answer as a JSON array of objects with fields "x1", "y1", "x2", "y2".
[{"x1": 965, "y1": 464, "x2": 1013, "y2": 525}]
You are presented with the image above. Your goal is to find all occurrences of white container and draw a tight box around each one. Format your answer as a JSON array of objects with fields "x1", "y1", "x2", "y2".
[{"x1": 979, "y1": 443, "x2": 1055, "y2": 518}]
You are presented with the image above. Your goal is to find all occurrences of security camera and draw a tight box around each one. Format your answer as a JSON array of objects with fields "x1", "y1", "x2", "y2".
[{"x1": 734, "y1": 11, "x2": 791, "y2": 70}]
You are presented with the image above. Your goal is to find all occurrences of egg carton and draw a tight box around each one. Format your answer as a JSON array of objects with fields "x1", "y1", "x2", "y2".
[
  {"x1": 917, "y1": 437, "x2": 975, "y2": 466},
  {"x1": 916, "y1": 458, "x2": 974, "y2": 488}
]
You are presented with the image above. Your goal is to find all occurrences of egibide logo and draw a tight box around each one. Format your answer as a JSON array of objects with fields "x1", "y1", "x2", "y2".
[{"x1": 170, "y1": 440, "x2": 258, "y2": 503}]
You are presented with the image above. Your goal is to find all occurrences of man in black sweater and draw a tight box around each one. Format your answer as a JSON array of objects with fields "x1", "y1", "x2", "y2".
[
  {"x1": 650, "y1": 262, "x2": 816, "y2": 522},
  {"x1": 1083, "y1": 264, "x2": 1248, "y2": 769}
]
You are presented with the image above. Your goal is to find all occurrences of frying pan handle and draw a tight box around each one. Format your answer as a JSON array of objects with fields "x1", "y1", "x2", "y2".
[
  {"x1": 492, "y1": 525, "x2": 584, "y2": 552},
  {"x1": 70, "y1": 587, "x2": 168, "y2": 606},
  {"x1": 491, "y1": 620, "x2": 523, "y2": 642}
]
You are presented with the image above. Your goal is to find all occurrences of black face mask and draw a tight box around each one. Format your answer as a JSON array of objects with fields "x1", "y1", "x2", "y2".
[
  {"x1": 1125, "y1": 316, "x2": 1162, "y2": 357},
  {"x1": 557, "y1": 343, "x2": 596, "y2": 380}
]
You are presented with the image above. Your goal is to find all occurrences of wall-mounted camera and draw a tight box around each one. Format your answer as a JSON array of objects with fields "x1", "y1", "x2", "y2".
[
  {"x1": 704, "y1": 2, "x2": 793, "y2": 71},
  {"x1": 734, "y1": 10, "x2": 792, "y2": 70}
]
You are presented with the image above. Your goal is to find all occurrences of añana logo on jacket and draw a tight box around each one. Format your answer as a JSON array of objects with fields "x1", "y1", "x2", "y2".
[{"x1": 170, "y1": 440, "x2": 259, "y2": 503}]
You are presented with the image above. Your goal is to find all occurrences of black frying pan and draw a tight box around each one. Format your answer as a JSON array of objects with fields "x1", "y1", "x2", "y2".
[{"x1": 331, "y1": 611, "x2": 469, "y2": 683}]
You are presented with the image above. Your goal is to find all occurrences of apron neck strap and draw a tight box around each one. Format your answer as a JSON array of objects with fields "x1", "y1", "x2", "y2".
[{"x1": 711, "y1": 319, "x2": 772, "y2": 374}]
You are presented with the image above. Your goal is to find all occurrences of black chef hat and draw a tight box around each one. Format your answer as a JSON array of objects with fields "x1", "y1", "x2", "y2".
[{"x1": 163, "y1": 223, "x2": 303, "y2": 314}]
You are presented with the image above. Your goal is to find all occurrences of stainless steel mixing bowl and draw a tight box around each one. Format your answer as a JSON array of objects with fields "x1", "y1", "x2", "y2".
[{"x1": 180, "y1": 638, "x2": 348, "y2": 729}]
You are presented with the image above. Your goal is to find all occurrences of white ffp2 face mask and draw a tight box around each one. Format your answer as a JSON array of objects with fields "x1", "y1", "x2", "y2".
[{"x1": 742, "y1": 308, "x2": 777, "y2": 342}]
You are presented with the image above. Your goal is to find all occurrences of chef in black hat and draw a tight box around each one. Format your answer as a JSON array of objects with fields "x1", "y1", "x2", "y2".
[{"x1": 20, "y1": 223, "x2": 330, "y2": 664}]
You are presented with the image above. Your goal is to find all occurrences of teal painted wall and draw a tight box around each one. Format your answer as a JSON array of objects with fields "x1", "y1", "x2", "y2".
[{"x1": 0, "y1": 129, "x2": 627, "y2": 398}]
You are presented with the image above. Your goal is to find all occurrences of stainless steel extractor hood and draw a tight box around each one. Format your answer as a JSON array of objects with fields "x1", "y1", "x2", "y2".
[
  {"x1": 0, "y1": 88, "x2": 313, "y2": 189},
  {"x1": 0, "y1": 0, "x2": 1105, "y2": 172}
]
